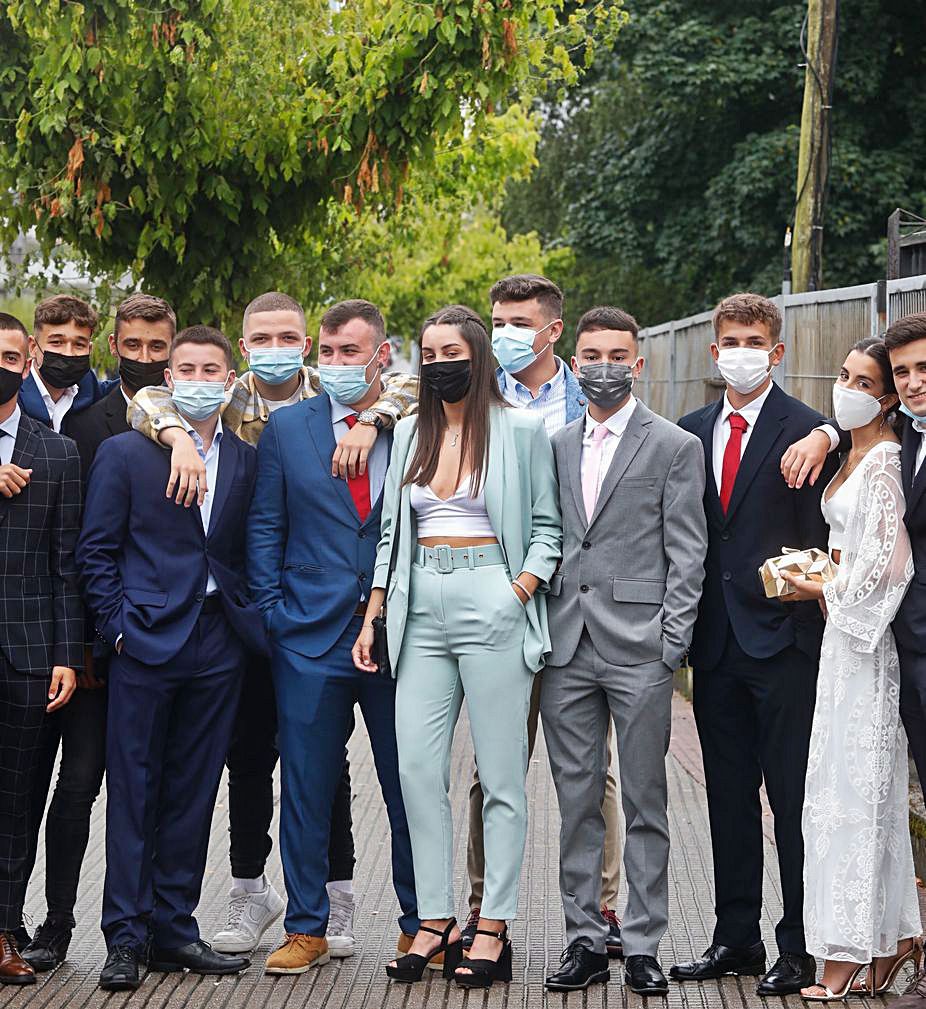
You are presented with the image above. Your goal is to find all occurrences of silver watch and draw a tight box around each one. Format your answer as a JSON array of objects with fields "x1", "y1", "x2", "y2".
[{"x1": 355, "y1": 409, "x2": 384, "y2": 430}]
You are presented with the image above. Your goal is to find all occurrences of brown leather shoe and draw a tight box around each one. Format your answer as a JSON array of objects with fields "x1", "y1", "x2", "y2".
[
  {"x1": 397, "y1": 930, "x2": 445, "y2": 968},
  {"x1": 0, "y1": 932, "x2": 36, "y2": 985},
  {"x1": 264, "y1": 934, "x2": 329, "y2": 974}
]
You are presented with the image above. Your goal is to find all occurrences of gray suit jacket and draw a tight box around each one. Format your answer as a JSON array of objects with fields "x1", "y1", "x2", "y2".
[{"x1": 547, "y1": 399, "x2": 708, "y2": 669}]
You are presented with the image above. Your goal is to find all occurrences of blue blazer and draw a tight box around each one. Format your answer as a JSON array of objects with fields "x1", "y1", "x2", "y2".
[
  {"x1": 76, "y1": 430, "x2": 267, "y2": 666},
  {"x1": 494, "y1": 356, "x2": 587, "y2": 425},
  {"x1": 678, "y1": 382, "x2": 837, "y2": 670},
  {"x1": 247, "y1": 394, "x2": 392, "y2": 660},
  {"x1": 19, "y1": 370, "x2": 117, "y2": 426}
]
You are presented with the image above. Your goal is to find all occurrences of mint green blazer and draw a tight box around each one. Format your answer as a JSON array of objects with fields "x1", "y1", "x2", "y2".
[{"x1": 372, "y1": 405, "x2": 563, "y2": 674}]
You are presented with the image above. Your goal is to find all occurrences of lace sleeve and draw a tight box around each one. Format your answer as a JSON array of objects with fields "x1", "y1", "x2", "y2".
[{"x1": 822, "y1": 447, "x2": 913, "y2": 653}]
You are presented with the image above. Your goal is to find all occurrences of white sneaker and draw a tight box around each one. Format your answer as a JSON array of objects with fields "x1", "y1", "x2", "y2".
[
  {"x1": 325, "y1": 889, "x2": 355, "y2": 958},
  {"x1": 212, "y1": 881, "x2": 285, "y2": 953}
]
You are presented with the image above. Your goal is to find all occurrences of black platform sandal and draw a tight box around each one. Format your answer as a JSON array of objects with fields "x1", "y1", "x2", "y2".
[
  {"x1": 385, "y1": 919, "x2": 463, "y2": 983},
  {"x1": 454, "y1": 926, "x2": 513, "y2": 989}
]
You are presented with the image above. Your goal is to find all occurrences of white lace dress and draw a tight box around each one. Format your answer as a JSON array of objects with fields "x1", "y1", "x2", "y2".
[{"x1": 803, "y1": 442, "x2": 920, "y2": 963}]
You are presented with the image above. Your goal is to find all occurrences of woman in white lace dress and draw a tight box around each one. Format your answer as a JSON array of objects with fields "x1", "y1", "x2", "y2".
[{"x1": 781, "y1": 338, "x2": 921, "y2": 1001}]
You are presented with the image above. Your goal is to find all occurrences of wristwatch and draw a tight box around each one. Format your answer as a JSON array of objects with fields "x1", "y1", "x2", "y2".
[{"x1": 356, "y1": 409, "x2": 385, "y2": 431}]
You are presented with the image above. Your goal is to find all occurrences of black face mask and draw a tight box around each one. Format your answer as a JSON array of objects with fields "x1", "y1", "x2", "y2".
[
  {"x1": 0, "y1": 368, "x2": 24, "y2": 406},
  {"x1": 420, "y1": 360, "x2": 472, "y2": 404},
  {"x1": 38, "y1": 350, "x2": 91, "y2": 390},
  {"x1": 119, "y1": 357, "x2": 168, "y2": 394}
]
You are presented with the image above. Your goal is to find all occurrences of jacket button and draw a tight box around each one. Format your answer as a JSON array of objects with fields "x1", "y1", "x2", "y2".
[
  {"x1": 580, "y1": 584, "x2": 590, "y2": 593},
  {"x1": 721, "y1": 532, "x2": 730, "y2": 541},
  {"x1": 359, "y1": 531, "x2": 367, "y2": 539},
  {"x1": 582, "y1": 541, "x2": 591, "y2": 550},
  {"x1": 722, "y1": 572, "x2": 732, "y2": 582},
  {"x1": 195, "y1": 592, "x2": 205, "y2": 602},
  {"x1": 359, "y1": 573, "x2": 367, "y2": 582}
]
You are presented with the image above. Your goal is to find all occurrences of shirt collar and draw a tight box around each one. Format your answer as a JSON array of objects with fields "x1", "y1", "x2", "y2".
[
  {"x1": 720, "y1": 380, "x2": 774, "y2": 429},
  {"x1": 180, "y1": 414, "x2": 223, "y2": 451},
  {"x1": 584, "y1": 394, "x2": 637, "y2": 439},
  {"x1": 30, "y1": 366, "x2": 78, "y2": 404},
  {"x1": 329, "y1": 387, "x2": 385, "y2": 425},
  {"x1": 506, "y1": 356, "x2": 567, "y2": 398},
  {"x1": 0, "y1": 404, "x2": 22, "y2": 442}
]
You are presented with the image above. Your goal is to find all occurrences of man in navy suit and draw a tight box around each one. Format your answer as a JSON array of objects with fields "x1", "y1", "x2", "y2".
[
  {"x1": 77, "y1": 326, "x2": 266, "y2": 991},
  {"x1": 248, "y1": 299, "x2": 418, "y2": 975},
  {"x1": 19, "y1": 295, "x2": 111, "y2": 431},
  {"x1": 670, "y1": 294, "x2": 837, "y2": 996}
]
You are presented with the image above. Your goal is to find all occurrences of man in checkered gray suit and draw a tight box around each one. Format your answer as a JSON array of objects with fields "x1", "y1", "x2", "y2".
[{"x1": 0, "y1": 313, "x2": 83, "y2": 985}]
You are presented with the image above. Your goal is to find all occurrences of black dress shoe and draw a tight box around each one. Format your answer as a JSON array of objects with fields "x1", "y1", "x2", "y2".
[
  {"x1": 670, "y1": 942, "x2": 767, "y2": 981},
  {"x1": 545, "y1": 939, "x2": 610, "y2": 991},
  {"x1": 100, "y1": 946, "x2": 143, "y2": 991},
  {"x1": 602, "y1": 908, "x2": 623, "y2": 959},
  {"x1": 148, "y1": 939, "x2": 249, "y2": 975},
  {"x1": 11, "y1": 925, "x2": 31, "y2": 951},
  {"x1": 625, "y1": 955, "x2": 669, "y2": 995},
  {"x1": 22, "y1": 918, "x2": 73, "y2": 972},
  {"x1": 756, "y1": 952, "x2": 816, "y2": 996}
]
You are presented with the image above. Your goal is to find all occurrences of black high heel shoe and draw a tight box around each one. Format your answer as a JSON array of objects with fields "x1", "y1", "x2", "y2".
[
  {"x1": 385, "y1": 919, "x2": 463, "y2": 983},
  {"x1": 454, "y1": 925, "x2": 513, "y2": 989}
]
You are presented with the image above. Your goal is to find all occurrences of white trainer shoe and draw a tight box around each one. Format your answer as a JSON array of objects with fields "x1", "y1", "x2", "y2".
[
  {"x1": 325, "y1": 889, "x2": 355, "y2": 958},
  {"x1": 212, "y1": 880, "x2": 285, "y2": 953}
]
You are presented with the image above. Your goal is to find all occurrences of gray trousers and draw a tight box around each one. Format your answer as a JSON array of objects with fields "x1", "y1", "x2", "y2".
[{"x1": 541, "y1": 629, "x2": 672, "y2": 958}]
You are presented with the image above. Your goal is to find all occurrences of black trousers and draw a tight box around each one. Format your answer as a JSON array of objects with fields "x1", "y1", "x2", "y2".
[
  {"x1": 692, "y1": 634, "x2": 817, "y2": 955},
  {"x1": 898, "y1": 645, "x2": 926, "y2": 800},
  {"x1": 23, "y1": 683, "x2": 108, "y2": 928},
  {"x1": 0, "y1": 657, "x2": 49, "y2": 930},
  {"x1": 226, "y1": 657, "x2": 355, "y2": 883}
]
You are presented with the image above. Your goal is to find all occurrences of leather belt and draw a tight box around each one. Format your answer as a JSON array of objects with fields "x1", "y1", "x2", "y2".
[{"x1": 414, "y1": 543, "x2": 505, "y2": 572}]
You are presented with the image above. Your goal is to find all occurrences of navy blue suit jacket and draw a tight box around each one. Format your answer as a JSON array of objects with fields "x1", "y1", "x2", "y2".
[
  {"x1": 76, "y1": 429, "x2": 267, "y2": 666},
  {"x1": 679, "y1": 382, "x2": 838, "y2": 670},
  {"x1": 247, "y1": 394, "x2": 392, "y2": 660},
  {"x1": 889, "y1": 418, "x2": 926, "y2": 652},
  {"x1": 19, "y1": 370, "x2": 118, "y2": 427}
]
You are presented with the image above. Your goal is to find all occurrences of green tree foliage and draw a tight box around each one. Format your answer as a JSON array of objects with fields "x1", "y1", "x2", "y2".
[
  {"x1": 0, "y1": 0, "x2": 625, "y2": 324},
  {"x1": 502, "y1": 0, "x2": 926, "y2": 335}
]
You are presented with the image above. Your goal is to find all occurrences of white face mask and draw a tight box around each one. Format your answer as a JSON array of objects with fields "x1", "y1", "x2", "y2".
[
  {"x1": 716, "y1": 347, "x2": 774, "y2": 394},
  {"x1": 832, "y1": 383, "x2": 884, "y2": 431}
]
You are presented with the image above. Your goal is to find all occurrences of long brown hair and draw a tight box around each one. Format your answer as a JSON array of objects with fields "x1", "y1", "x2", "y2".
[{"x1": 403, "y1": 304, "x2": 507, "y2": 495}]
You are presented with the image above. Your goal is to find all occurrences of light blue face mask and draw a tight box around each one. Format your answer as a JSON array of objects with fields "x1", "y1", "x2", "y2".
[
  {"x1": 899, "y1": 402, "x2": 926, "y2": 426},
  {"x1": 491, "y1": 320, "x2": 557, "y2": 375},
  {"x1": 246, "y1": 346, "x2": 304, "y2": 385},
  {"x1": 318, "y1": 344, "x2": 383, "y2": 405},
  {"x1": 169, "y1": 376, "x2": 229, "y2": 421}
]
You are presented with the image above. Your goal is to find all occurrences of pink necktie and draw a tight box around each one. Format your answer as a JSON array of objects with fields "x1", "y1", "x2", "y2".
[{"x1": 583, "y1": 424, "x2": 612, "y2": 523}]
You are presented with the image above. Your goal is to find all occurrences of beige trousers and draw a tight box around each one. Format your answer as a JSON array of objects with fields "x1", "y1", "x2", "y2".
[{"x1": 466, "y1": 671, "x2": 623, "y2": 910}]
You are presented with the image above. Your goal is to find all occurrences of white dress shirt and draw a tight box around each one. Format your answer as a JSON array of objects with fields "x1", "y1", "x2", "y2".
[
  {"x1": 580, "y1": 395, "x2": 637, "y2": 498},
  {"x1": 30, "y1": 367, "x2": 79, "y2": 432},
  {"x1": 498, "y1": 356, "x2": 568, "y2": 436},
  {"x1": 330, "y1": 398, "x2": 389, "y2": 505},
  {"x1": 181, "y1": 416, "x2": 224, "y2": 595},
  {"x1": 0, "y1": 404, "x2": 22, "y2": 466},
  {"x1": 711, "y1": 383, "x2": 775, "y2": 494}
]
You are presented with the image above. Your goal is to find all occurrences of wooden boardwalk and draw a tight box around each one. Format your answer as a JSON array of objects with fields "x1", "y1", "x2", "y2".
[{"x1": 12, "y1": 695, "x2": 924, "y2": 1008}]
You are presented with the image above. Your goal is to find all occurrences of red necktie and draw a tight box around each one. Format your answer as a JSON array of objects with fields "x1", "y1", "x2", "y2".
[
  {"x1": 719, "y1": 413, "x2": 748, "y2": 514},
  {"x1": 343, "y1": 415, "x2": 372, "y2": 522}
]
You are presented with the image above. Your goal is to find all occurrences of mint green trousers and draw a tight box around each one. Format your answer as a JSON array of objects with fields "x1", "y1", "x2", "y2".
[{"x1": 394, "y1": 557, "x2": 534, "y2": 921}]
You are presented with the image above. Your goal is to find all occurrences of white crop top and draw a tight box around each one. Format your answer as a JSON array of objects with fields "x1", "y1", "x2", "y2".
[{"x1": 410, "y1": 477, "x2": 496, "y2": 538}]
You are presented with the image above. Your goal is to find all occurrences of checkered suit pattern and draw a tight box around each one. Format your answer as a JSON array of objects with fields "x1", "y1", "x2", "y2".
[{"x1": 0, "y1": 412, "x2": 84, "y2": 676}]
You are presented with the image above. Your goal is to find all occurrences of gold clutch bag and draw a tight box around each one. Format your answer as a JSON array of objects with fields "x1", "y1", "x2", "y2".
[{"x1": 758, "y1": 547, "x2": 836, "y2": 599}]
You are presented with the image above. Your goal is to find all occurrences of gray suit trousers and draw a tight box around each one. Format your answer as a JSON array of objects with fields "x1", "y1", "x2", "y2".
[{"x1": 541, "y1": 629, "x2": 672, "y2": 958}]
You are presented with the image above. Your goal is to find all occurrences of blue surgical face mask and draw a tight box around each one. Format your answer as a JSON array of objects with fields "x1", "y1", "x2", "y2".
[
  {"x1": 169, "y1": 375, "x2": 230, "y2": 421},
  {"x1": 246, "y1": 346, "x2": 304, "y2": 385},
  {"x1": 899, "y1": 402, "x2": 926, "y2": 422},
  {"x1": 491, "y1": 320, "x2": 557, "y2": 375},
  {"x1": 318, "y1": 344, "x2": 383, "y2": 405}
]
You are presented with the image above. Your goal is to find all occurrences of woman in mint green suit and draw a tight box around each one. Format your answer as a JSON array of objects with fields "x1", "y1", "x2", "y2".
[{"x1": 354, "y1": 305, "x2": 562, "y2": 988}]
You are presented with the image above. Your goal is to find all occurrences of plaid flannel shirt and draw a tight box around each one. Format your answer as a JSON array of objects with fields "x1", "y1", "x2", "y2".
[{"x1": 128, "y1": 366, "x2": 419, "y2": 446}]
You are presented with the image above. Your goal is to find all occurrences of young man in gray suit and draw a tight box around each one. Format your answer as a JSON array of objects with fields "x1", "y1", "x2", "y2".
[{"x1": 542, "y1": 307, "x2": 708, "y2": 995}]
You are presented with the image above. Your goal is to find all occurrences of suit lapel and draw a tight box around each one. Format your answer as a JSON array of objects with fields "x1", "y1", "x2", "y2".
[
  {"x1": 305, "y1": 397, "x2": 360, "y2": 522},
  {"x1": 588, "y1": 403, "x2": 649, "y2": 529},
  {"x1": 18, "y1": 374, "x2": 51, "y2": 426},
  {"x1": 483, "y1": 408, "x2": 506, "y2": 536},
  {"x1": 903, "y1": 417, "x2": 926, "y2": 514},
  {"x1": 10, "y1": 413, "x2": 39, "y2": 471},
  {"x1": 105, "y1": 387, "x2": 130, "y2": 437},
  {"x1": 722, "y1": 386, "x2": 786, "y2": 525},
  {"x1": 204, "y1": 431, "x2": 235, "y2": 536},
  {"x1": 564, "y1": 417, "x2": 587, "y2": 526},
  {"x1": 694, "y1": 400, "x2": 725, "y2": 527}
]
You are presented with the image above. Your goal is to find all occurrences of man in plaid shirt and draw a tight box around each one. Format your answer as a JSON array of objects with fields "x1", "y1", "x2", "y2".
[{"x1": 127, "y1": 292, "x2": 417, "y2": 958}]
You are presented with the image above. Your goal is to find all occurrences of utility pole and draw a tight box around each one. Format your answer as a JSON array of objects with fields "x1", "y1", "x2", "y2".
[{"x1": 791, "y1": 0, "x2": 838, "y2": 293}]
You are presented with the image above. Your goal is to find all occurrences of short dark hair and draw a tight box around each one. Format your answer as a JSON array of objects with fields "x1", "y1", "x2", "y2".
[
  {"x1": 114, "y1": 293, "x2": 176, "y2": 340},
  {"x1": 33, "y1": 294, "x2": 98, "y2": 335},
  {"x1": 0, "y1": 312, "x2": 28, "y2": 338},
  {"x1": 712, "y1": 292, "x2": 781, "y2": 343},
  {"x1": 575, "y1": 305, "x2": 639, "y2": 343},
  {"x1": 884, "y1": 312, "x2": 926, "y2": 352},
  {"x1": 489, "y1": 274, "x2": 563, "y2": 320},
  {"x1": 243, "y1": 291, "x2": 306, "y2": 330},
  {"x1": 169, "y1": 325, "x2": 233, "y2": 369},
  {"x1": 319, "y1": 299, "x2": 386, "y2": 341}
]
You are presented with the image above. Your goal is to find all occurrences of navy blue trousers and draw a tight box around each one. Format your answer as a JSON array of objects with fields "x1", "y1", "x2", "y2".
[
  {"x1": 102, "y1": 611, "x2": 244, "y2": 950},
  {"x1": 273, "y1": 616, "x2": 418, "y2": 937}
]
